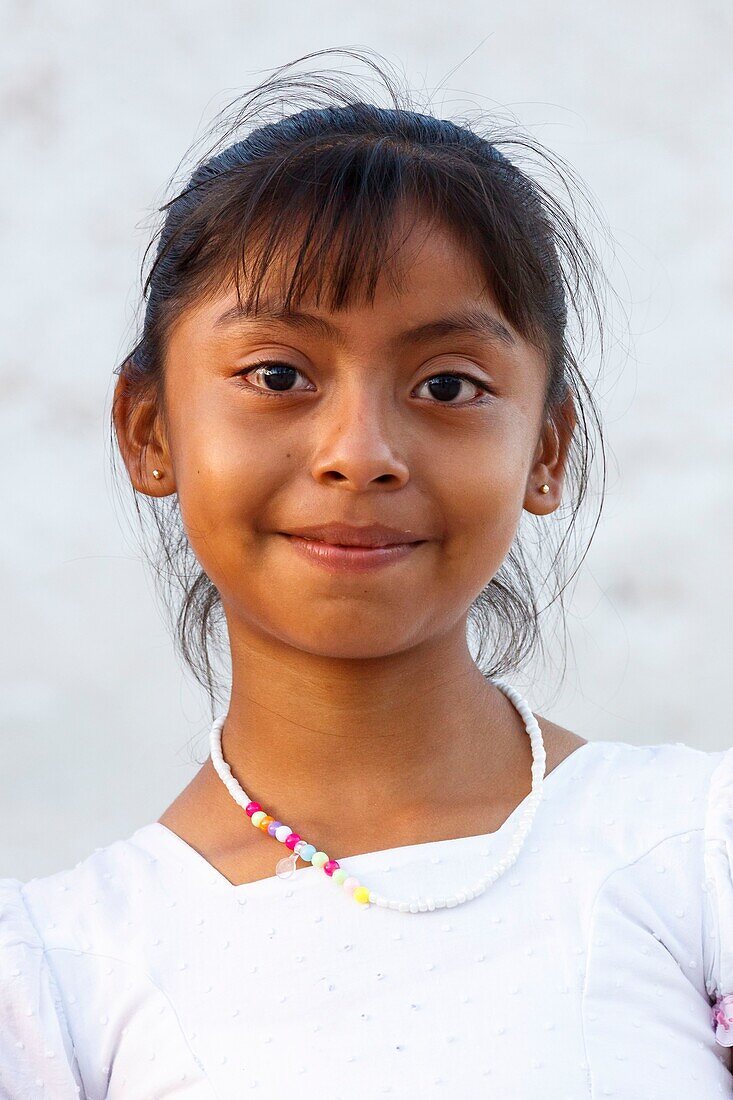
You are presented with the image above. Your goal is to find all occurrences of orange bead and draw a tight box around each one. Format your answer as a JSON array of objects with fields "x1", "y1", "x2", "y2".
[{"x1": 258, "y1": 815, "x2": 274, "y2": 832}]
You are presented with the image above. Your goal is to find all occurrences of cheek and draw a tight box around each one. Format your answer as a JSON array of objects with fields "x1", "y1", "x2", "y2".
[
  {"x1": 435, "y1": 430, "x2": 529, "y2": 586},
  {"x1": 172, "y1": 412, "x2": 288, "y2": 564}
]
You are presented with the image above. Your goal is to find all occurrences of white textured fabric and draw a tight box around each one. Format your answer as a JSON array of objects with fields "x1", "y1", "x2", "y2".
[
  {"x1": 2, "y1": 739, "x2": 733, "y2": 1098},
  {"x1": 704, "y1": 743, "x2": 733, "y2": 1051}
]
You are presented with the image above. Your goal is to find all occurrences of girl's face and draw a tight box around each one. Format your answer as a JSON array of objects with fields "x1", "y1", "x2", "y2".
[{"x1": 145, "y1": 216, "x2": 569, "y2": 659}]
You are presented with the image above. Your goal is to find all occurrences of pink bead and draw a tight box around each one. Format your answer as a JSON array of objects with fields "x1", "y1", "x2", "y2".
[
  {"x1": 245, "y1": 802, "x2": 262, "y2": 818},
  {"x1": 285, "y1": 833, "x2": 301, "y2": 850},
  {"x1": 323, "y1": 860, "x2": 340, "y2": 876},
  {"x1": 342, "y1": 876, "x2": 360, "y2": 896}
]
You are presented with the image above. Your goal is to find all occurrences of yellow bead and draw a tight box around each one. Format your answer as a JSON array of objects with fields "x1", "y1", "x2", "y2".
[
  {"x1": 250, "y1": 811, "x2": 266, "y2": 827},
  {"x1": 353, "y1": 886, "x2": 370, "y2": 905}
]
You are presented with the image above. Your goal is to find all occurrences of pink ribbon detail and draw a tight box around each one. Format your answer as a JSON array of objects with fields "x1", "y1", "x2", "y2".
[{"x1": 712, "y1": 993, "x2": 733, "y2": 1046}]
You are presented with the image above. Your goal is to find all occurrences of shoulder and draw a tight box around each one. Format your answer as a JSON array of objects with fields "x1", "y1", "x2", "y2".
[
  {"x1": 1, "y1": 825, "x2": 214, "y2": 1095},
  {"x1": 0, "y1": 825, "x2": 187, "y2": 1095},
  {"x1": 705, "y1": 743, "x2": 733, "y2": 842},
  {"x1": 7, "y1": 825, "x2": 166, "y2": 958},
  {"x1": 0, "y1": 877, "x2": 83, "y2": 1096},
  {"x1": 573, "y1": 739, "x2": 733, "y2": 1046},
  {"x1": 576, "y1": 737, "x2": 723, "y2": 840},
  {"x1": 560, "y1": 739, "x2": 722, "y2": 916}
]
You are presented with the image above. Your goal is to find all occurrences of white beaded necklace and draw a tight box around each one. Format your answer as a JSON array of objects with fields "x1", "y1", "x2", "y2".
[{"x1": 208, "y1": 676, "x2": 547, "y2": 913}]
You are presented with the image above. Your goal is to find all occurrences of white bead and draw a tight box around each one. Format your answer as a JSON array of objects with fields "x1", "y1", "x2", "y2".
[{"x1": 274, "y1": 826, "x2": 291, "y2": 843}]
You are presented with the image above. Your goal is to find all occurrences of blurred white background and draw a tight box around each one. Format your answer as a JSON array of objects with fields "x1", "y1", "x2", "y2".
[{"x1": 1, "y1": 2, "x2": 731, "y2": 879}]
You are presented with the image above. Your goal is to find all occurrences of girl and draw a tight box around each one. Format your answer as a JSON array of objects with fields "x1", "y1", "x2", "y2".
[{"x1": 1, "y1": 49, "x2": 731, "y2": 1098}]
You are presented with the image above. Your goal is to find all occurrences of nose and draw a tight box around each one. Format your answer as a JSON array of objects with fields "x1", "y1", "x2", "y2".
[{"x1": 309, "y1": 387, "x2": 410, "y2": 491}]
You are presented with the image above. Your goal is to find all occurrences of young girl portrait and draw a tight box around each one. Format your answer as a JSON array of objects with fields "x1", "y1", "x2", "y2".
[{"x1": 1, "y1": 44, "x2": 731, "y2": 1098}]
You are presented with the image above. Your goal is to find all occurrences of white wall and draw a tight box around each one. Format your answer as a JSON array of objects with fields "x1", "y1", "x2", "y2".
[{"x1": 1, "y1": 1, "x2": 730, "y2": 879}]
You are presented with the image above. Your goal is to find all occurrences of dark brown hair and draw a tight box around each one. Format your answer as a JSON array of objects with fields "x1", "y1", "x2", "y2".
[{"x1": 110, "y1": 47, "x2": 613, "y2": 718}]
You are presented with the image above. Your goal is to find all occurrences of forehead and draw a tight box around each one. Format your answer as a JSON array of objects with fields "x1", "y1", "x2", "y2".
[{"x1": 179, "y1": 217, "x2": 518, "y2": 348}]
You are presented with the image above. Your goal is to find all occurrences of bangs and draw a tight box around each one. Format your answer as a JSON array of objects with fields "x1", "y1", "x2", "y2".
[{"x1": 177, "y1": 138, "x2": 540, "y2": 340}]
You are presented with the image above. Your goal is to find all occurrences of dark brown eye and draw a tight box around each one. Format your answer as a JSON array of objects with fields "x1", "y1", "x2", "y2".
[
  {"x1": 416, "y1": 372, "x2": 494, "y2": 405},
  {"x1": 234, "y1": 360, "x2": 312, "y2": 395}
]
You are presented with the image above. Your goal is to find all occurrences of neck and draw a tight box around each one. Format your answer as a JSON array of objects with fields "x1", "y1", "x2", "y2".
[{"x1": 209, "y1": 617, "x2": 532, "y2": 840}]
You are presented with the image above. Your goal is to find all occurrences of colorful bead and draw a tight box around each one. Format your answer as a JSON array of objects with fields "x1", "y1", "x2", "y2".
[
  {"x1": 245, "y1": 802, "x2": 262, "y2": 817},
  {"x1": 250, "y1": 811, "x2": 266, "y2": 827},
  {"x1": 342, "y1": 876, "x2": 360, "y2": 896},
  {"x1": 274, "y1": 825, "x2": 292, "y2": 842},
  {"x1": 311, "y1": 852, "x2": 329, "y2": 869},
  {"x1": 258, "y1": 815, "x2": 274, "y2": 832},
  {"x1": 285, "y1": 833, "x2": 301, "y2": 850},
  {"x1": 332, "y1": 869, "x2": 348, "y2": 885},
  {"x1": 267, "y1": 820, "x2": 281, "y2": 836},
  {"x1": 323, "y1": 860, "x2": 340, "y2": 876},
  {"x1": 299, "y1": 844, "x2": 316, "y2": 862},
  {"x1": 353, "y1": 886, "x2": 370, "y2": 905}
]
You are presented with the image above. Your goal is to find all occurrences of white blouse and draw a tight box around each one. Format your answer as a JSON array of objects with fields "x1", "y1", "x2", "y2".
[{"x1": 1, "y1": 737, "x2": 732, "y2": 1098}]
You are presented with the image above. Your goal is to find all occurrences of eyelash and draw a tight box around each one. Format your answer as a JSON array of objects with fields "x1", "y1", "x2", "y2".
[{"x1": 233, "y1": 359, "x2": 496, "y2": 405}]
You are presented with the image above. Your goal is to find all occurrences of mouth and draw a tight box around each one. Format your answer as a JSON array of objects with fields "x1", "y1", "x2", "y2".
[
  {"x1": 280, "y1": 522, "x2": 429, "y2": 548},
  {"x1": 280, "y1": 533, "x2": 427, "y2": 573}
]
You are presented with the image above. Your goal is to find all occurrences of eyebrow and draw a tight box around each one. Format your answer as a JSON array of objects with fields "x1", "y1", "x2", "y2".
[{"x1": 213, "y1": 302, "x2": 517, "y2": 349}]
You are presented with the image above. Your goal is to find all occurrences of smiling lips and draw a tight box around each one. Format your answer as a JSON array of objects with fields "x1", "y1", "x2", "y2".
[
  {"x1": 280, "y1": 523, "x2": 429, "y2": 573},
  {"x1": 281, "y1": 522, "x2": 428, "y2": 548}
]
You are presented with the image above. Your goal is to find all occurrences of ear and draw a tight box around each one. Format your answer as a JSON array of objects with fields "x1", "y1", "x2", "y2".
[
  {"x1": 112, "y1": 368, "x2": 175, "y2": 497},
  {"x1": 524, "y1": 389, "x2": 576, "y2": 515}
]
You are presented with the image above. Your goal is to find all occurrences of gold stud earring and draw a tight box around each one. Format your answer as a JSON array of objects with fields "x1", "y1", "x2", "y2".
[
  {"x1": 152, "y1": 469, "x2": 163, "y2": 480},
  {"x1": 539, "y1": 483, "x2": 550, "y2": 494}
]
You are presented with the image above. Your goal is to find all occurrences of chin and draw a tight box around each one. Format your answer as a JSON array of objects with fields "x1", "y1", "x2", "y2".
[{"x1": 272, "y1": 616, "x2": 422, "y2": 655}]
